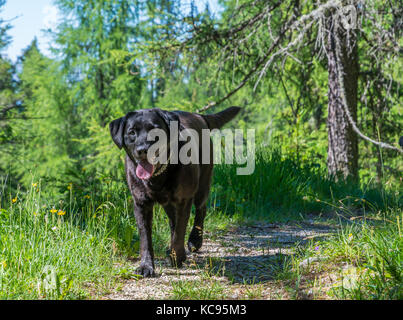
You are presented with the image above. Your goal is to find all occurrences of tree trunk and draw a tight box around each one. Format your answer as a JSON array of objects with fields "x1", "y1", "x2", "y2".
[{"x1": 326, "y1": 16, "x2": 359, "y2": 181}]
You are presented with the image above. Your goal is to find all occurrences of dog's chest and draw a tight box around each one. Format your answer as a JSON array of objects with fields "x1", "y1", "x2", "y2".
[
  {"x1": 130, "y1": 176, "x2": 174, "y2": 205},
  {"x1": 141, "y1": 183, "x2": 172, "y2": 205}
]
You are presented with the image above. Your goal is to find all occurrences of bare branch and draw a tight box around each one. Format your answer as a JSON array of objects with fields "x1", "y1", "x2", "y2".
[
  {"x1": 197, "y1": 14, "x2": 296, "y2": 113},
  {"x1": 333, "y1": 21, "x2": 403, "y2": 154}
]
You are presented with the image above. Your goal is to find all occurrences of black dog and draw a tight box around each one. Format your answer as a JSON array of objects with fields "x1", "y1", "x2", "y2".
[{"x1": 109, "y1": 107, "x2": 240, "y2": 277}]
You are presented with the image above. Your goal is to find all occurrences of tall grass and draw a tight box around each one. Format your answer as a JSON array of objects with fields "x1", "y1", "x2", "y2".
[
  {"x1": 288, "y1": 208, "x2": 403, "y2": 300},
  {"x1": 0, "y1": 176, "x2": 236, "y2": 299},
  {"x1": 212, "y1": 149, "x2": 398, "y2": 220},
  {"x1": 329, "y1": 209, "x2": 403, "y2": 299},
  {"x1": 0, "y1": 148, "x2": 400, "y2": 299},
  {"x1": 0, "y1": 182, "x2": 133, "y2": 299}
]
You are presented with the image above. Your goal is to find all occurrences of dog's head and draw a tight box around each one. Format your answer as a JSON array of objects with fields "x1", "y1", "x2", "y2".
[{"x1": 109, "y1": 108, "x2": 179, "y2": 180}]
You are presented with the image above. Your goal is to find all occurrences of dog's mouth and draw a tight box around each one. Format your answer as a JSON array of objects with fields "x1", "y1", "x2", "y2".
[{"x1": 136, "y1": 159, "x2": 155, "y2": 180}]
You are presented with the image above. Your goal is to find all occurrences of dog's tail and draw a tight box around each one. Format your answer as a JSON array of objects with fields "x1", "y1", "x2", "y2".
[{"x1": 201, "y1": 106, "x2": 241, "y2": 130}]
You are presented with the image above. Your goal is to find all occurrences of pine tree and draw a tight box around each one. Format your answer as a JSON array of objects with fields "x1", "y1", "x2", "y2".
[
  {"x1": 154, "y1": 0, "x2": 402, "y2": 181},
  {"x1": 51, "y1": 0, "x2": 145, "y2": 176},
  {"x1": 12, "y1": 40, "x2": 76, "y2": 186},
  {"x1": 0, "y1": 0, "x2": 18, "y2": 178},
  {"x1": 0, "y1": 0, "x2": 11, "y2": 50}
]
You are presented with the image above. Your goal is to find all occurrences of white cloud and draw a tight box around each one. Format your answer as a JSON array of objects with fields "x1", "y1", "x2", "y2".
[{"x1": 43, "y1": 5, "x2": 59, "y2": 30}]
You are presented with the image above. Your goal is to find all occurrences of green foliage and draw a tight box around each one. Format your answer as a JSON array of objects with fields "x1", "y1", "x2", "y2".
[
  {"x1": 0, "y1": 0, "x2": 11, "y2": 51},
  {"x1": 0, "y1": 149, "x2": 400, "y2": 299},
  {"x1": 52, "y1": 0, "x2": 145, "y2": 179},
  {"x1": 334, "y1": 215, "x2": 403, "y2": 300},
  {"x1": 170, "y1": 277, "x2": 226, "y2": 300},
  {"x1": 0, "y1": 0, "x2": 19, "y2": 180},
  {"x1": 1, "y1": 0, "x2": 401, "y2": 191},
  {"x1": 8, "y1": 42, "x2": 75, "y2": 186},
  {"x1": 212, "y1": 148, "x2": 400, "y2": 220},
  {"x1": 0, "y1": 0, "x2": 401, "y2": 300},
  {"x1": 2, "y1": 1, "x2": 148, "y2": 188},
  {"x1": 293, "y1": 209, "x2": 403, "y2": 300},
  {"x1": 0, "y1": 183, "x2": 131, "y2": 299}
]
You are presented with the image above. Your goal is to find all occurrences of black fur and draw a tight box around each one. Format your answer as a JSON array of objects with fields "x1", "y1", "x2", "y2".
[{"x1": 109, "y1": 107, "x2": 240, "y2": 277}]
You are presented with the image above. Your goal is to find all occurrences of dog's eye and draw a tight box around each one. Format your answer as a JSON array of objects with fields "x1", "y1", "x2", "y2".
[{"x1": 128, "y1": 130, "x2": 136, "y2": 136}]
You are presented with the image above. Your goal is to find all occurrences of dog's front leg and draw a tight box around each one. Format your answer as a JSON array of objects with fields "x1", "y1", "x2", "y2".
[{"x1": 134, "y1": 201, "x2": 155, "y2": 277}]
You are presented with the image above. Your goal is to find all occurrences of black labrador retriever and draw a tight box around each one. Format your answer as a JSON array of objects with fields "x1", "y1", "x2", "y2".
[{"x1": 109, "y1": 106, "x2": 240, "y2": 277}]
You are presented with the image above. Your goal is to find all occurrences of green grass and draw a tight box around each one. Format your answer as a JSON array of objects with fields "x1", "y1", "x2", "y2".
[
  {"x1": 211, "y1": 148, "x2": 402, "y2": 299},
  {"x1": 0, "y1": 177, "x2": 240, "y2": 299},
  {"x1": 170, "y1": 277, "x2": 227, "y2": 300},
  {"x1": 211, "y1": 149, "x2": 398, "y2": 220},
  {"x1": 0, "y1": 148, "x2": 401, "y2": 299},
  {"x1": 280, "y1": 208, "x2": 403, "y2": 300},
  {"x1": 325, "y1": 209, "x2": 402, "y2": 299},
  {"x1": 0, "y1": 184, "x2": 130, "y2": 299}
]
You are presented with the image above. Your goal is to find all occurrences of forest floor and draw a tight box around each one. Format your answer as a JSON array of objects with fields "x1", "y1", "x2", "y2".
[{"x1": 105, "y1": 218, "x2": 340, "y2": 300}]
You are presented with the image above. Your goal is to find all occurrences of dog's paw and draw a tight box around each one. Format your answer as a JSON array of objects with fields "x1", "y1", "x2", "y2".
[
  {"x1": 187, "y1": 241, "x2": 200, "y2": 253},
  {"x1": 166, "y1": 248, "x2": 186, "y2": 268},
  {"x1": 136, "y1": 263, "x2": 155, "y2": 278},
  {"x1": 188, "y1": 227, "x2": 203, "y2": 252}
]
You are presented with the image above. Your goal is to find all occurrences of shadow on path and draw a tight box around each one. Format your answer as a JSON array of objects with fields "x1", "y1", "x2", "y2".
[
  {"x1": 106, "y1": 220, "x2": 336, "y2": 299},
  {"x1": 189, "y1": 221, "x2": 335, "y2": 284}
]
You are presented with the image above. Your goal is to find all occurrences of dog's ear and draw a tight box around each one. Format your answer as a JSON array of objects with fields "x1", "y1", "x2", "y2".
[
  {"x1": 155, "y1": 109, "x2": 184, "y2": 131},
  {"x1": 155, "y1": 109, "x2": 179, "y2": 128},
  {"x1": 109, "y1": 116, "x2": 126, "y2": 149}
]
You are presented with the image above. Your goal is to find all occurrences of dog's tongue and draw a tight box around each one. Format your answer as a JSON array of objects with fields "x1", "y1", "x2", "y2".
[{"x1": 136, "y1": 160, "x2": 155, "y2": 180}]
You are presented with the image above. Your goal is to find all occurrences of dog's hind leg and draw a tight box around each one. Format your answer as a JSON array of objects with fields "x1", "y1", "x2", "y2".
[
  {"x1": 188, "y1": 166, "x2": 212, "y2": 253},
  {"x1": 188, "y1": 203, "x2": 206, "y2": 252},
  {"x1": 169, "y1": 199, "x2": 192, "y2": 268},
  {"x1": 163, "y1": 203, "x2": 176, "y2": 244}
]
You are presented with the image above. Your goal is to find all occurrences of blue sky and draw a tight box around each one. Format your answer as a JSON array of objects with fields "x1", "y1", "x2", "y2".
[
  {"x1": 2, "y1": 0, "x2": 58, "y2": 61},
  {"x1": 1, "y1": 0, "x2": 220, "y2": 62}
]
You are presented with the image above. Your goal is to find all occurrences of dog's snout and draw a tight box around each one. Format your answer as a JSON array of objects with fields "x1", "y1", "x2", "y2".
[{"x1": 135, "y1": 145, "x2": 148, "y2": 158}]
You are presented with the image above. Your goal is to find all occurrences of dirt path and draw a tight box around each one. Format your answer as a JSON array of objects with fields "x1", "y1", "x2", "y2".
[{"x1": 106, "y1": 219, "x2": 335, "y2": 300}]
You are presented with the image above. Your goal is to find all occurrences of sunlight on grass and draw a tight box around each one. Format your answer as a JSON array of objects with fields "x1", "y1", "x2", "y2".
[{"x1": 0, "y1": 148, "x2": 401, "y2": 300}]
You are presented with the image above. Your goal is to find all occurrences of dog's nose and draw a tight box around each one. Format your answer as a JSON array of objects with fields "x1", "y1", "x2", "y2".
[{"x1": 136, "y1": 145, "x2": 148, "y2": 158}]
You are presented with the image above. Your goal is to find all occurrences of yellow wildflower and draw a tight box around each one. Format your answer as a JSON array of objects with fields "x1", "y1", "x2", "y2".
[
  {"x1": 32, "y1": 183, "x2": 38, "y2": 188},
  {"x1": 50, "y1": 208, "x2": 58, "y2": 214},
  {"x1": 1, "y1": 261, "x2": 6, "y2": 268},
  {"x1": 57, "y1": 210, "x2": 66, "y2": 216},
  {"x1": 12, "y1": 197, "x2": 17, "y2": 203},
  {"x1": 67, "y1": 183, "x2": 72, "y2": 190},
  {"x1": 84, "y1": 195, "x2": 91, "y2": 200}
]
